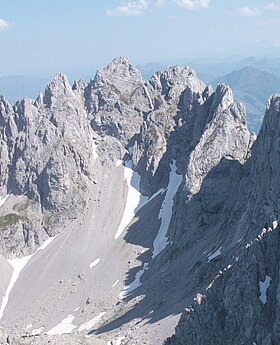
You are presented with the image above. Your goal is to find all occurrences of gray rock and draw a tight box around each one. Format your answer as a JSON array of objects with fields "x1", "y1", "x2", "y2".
[{"x1": 165, "y1": 94, "x2": 280, "y2": 345}]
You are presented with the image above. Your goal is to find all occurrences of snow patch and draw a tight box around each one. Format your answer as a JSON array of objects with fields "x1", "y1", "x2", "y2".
[
  {"x1": 78, "y1": 312, "x2": 106, "y2": 332},
  {"x1": 37, "y1": 236, "x2": 56, "y2": 251},
  {"x1": 112, "y1": 280, "x2": 119, "y2": 288},
  {"x1": 0, "y1": 255, "x2": 31, "y2": 319},
  {"x1": 31, "y1": 327, "x2": 44, "y2": 336},
  {"x1": 115, "y1": 159, "x2": 122, "y2": 167},
  {"x1": 89, "y1": 258, "x2": 100, "y2": 269},
  {"x1": 119, "y1": 263, "x2": 149, "y2": 299},
  {"x1": 116, "y1": 337, "x2": 125, "y2": 345},
  {"x1": 107, "y1": 336, "x2": 126, "y2": 345},
  {"x1": 26, "y1": 324, "x2": 33, "y2": 330},
  {"x1": 74, "y1": 307, "x2": 80, "y2": 312},
  {"x1": 0, "y1": 235, "x2": 57, "y2": 319},
  {"x1": 259, "y1": 275, "x2": 272, "y2": 304},
  {"x1": 115, "y1": 165, "x2": 141, "y2": 239},
  {"x1": 0, "y1": 194, "x2": 9, "y2": 208},
  {"x1": 207, "y1": 247, "x2": 222, "y2": 263},
  {"x1": 115, "y1": 163, "x2": 143, "y2": 239},
  {"x1": 47, "y1": 314, "x2": 76, "y2": 335},
  {"x1": 115, "y1": 161, "x2": 165, "y2": 240},
  {"x1": 92, "y1": 142, "x2": 98, "y2": 161},
  {"x1": 152, "y1": 161, "x2": 181, "y2": 258}
]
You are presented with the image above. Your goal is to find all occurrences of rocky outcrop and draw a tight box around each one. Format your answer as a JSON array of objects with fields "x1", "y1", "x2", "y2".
[
  {"x1": 85, "y1": 56, "x2": 151, "y2": 144},
  {"x1": 0, "y1": 57, "x2": 253, "y2": 258},
  {"x1": 165, "y1": 94, "x2": 280, "y2": 345},
  {"x1": 0, "y1": 74, "x2": 96, "y2": 257},
  {"x1": 3, "y1": 56, "x2": 277, "y2": 345}
]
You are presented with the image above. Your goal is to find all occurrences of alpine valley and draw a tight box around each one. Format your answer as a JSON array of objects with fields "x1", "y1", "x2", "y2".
[{"x1": 0, "y1": 57, "x2": 279, "y2": 345}]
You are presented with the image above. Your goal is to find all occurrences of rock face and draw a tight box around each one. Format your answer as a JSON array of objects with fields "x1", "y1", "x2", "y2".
[
  {"x1": 165, "y1": 95, "x2": 280, "y2": 345},
  {"x1": 0, "y1": 56, "x2": 252, "y2": 258},
  {"x1": 1, "y1": 56, "x2": 279, "y2": 345},
  {"x1": 0, "y1": 74, "x2": 96, "y2": 257}
]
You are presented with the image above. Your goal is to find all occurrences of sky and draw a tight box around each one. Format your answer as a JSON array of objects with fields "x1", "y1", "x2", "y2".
[{"x1": 1, "y1": 0, "x2": 280, "y2": 77}]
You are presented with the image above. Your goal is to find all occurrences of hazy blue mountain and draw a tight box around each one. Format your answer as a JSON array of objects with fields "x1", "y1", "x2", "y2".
[
  {"x1": 137, "y1": 60, "x2": 236, "y2": 84},
  {"x1": 0, "y1": 75, "x2": 49, "y2": 104},
  {"x1": 237, "y1": 56, "x2": 280, "y2": 78},
  {"x1": 212, "y1": 66, "x2": 280, "y2": 132}
]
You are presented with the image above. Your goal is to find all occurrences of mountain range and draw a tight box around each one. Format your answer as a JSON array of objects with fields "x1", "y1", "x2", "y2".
[
  {"x1": 212, "y1": 66, "x2": 280, "y2": 133},
  {"x1": 0, "y1": 57, "x2": 279, "y2": 345}
]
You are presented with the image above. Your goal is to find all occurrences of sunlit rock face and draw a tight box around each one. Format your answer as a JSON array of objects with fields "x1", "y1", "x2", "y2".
[{"x1": 4, "y1": 57, "x2": 280, "y2": 345}]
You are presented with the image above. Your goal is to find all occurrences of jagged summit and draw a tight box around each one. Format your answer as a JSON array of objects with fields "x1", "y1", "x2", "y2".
[
  {"x1": 1, "y1": 56, "x2": 279, "y2": 345},
  {"x1": 93, "y1": 56, "x2": 144, "y2": 96}
]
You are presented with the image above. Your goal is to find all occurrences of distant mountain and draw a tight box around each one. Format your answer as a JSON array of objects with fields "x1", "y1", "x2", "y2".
[
  {"x1": 238, "y1": 56, "x2": 280, "y2": 78},
  {"x1": 0, "y1": 75, "x2": 49, "y2": 103},
  {"x1": 212, "y1": 66, "x2": 280, "y2": 132},
  {"x1": 137, "y1": 60, "x2": 236, "y2": 84}
]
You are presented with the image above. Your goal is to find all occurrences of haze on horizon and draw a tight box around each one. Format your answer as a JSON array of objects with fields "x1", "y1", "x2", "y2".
[{"x1": 0, "y1": 0, "x2": 280, "y2": 78}]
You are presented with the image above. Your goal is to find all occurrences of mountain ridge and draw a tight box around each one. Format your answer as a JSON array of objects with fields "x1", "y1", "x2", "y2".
[{"x1": 0, "y1": 56, "x2": 278, "y2": 345}]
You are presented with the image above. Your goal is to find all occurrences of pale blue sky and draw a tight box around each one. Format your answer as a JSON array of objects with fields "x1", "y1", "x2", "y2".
[{"x1": 0, "y1": 0, "x2": 280, "y2": 77}]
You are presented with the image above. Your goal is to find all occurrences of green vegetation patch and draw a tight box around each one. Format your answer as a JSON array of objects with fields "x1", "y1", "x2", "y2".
[
  {"x1": 13, "y1": 199, "x2": 32, "y2": 212},
  {"x1": 0, "y1": 213, "x2": 22, "y2": 228}
]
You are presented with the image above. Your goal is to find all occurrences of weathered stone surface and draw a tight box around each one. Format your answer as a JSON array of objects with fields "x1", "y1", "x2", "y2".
[
  {"x1": 165, "y1": 94, "x2": 280, "y2": 345},
  {"x1": 0, "y1": 74, "x2": 96, "y2": 257},
  {"x1": 2, "y1": 56, "x2": 280, "y2": 345}
]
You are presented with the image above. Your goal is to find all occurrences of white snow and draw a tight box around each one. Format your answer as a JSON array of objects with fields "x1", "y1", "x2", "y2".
[
  {"x1": 26, "y1": 324, "x2": 33, "y2": 330},
  {"x1": 253, "y1": 342, "x2": 257, "y2": 345},
  {"x1": 31, "y1": 327, "x2": 44, "y2": 335},
  {"x1": 119, "y1": 263, "x2": 149, "y2": 299},
  {"x1": 37, "y1": 236, "x2": 56, "y2": 251},
  {"x1": 273, "y1": 220, "x2": 278, "y2": 230},
  {"x1": 89, "y1": 258, "x2": 100, "y2": 269},
  {"x1": 0, "y1": 235, "x2": 57, "y2": 319},
  {"x1": 115, "y1": 161, "x2": 166, "y2": 240},
  {"x1": 92, "y1": 141, "x2": 98, "y2": 161},
  {"x1": 0, "y1": 255, "x2": 31, "y2": 319},
  {"x1": 47, "y1": 314, "x2": 76, "y2": 335},
  {"x1": 74, "y1": 307, "x2": 80, "y2": 312},
  {"x1": 0, "y1": 195, "x2": 9, "y2": 208},
  {"x1": 207, "y1": 247, "x2": 222, "y2": 263},
  {"x1": 78, "y1": 312, "x2": 106, "y2": 332},
  {"x1": 112, "y1": 280, "x2": 119, "y2": 288},
  {"x1": 152, "y1": 161, "x2": 181, "y2": 258},
  {"x1": 115, "y1": 159, "x2": 122, "y2": 167},
  {"x1": 259, "y1": 275, "x2": 272, "y2": 304},
  {"x1": 115, "y1": 163, "x2": 142, "y2": 239},
  {"x1": 116, "y1": 337, "x2": 125, "y2": 345},
  {"x1": 107, "y1": 336, "x2": 125, "y2": 345}
]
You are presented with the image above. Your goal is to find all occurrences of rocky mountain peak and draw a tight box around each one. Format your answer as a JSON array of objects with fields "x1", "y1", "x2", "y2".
[
  {"x1": 0, "y1": 97, "x2": 13, "y2": 124},
  {"x1": 93, "y1": 56, "x2": 144, "y2": 94},
  {"x1": 43, "y1": 73, "x2": 74, "y2": 108},
  {"x1": 251, "y1": 93, "x2": 280, "y2": 151},
  {"x1": 147, "y1": 65, "x2": 206, "y2": 106},
  {"x1": 266, "y1": 93, "x2": 280, "y2": 114},
  {"x1": 2, "y1": 56, "x2": 278, "y2": 345},
  {"x1": 210, "y1": 83, "x2": 234, "y2": 114}
]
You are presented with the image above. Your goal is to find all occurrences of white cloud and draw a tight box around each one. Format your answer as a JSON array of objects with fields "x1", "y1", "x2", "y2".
[
  {"x1": 156, "y1": 0, "x2": 167, "y2": 7},
  {"x1": 108, "y1": 0, "x2": 210, "y2": 13},
  {"x1": 107, "y1": 0, "x2": 148, "y2": 16},
  {"x1": 0, "y1": 18, "x2": 11, "y2": 31},
  {"x1": 174, "y1": 0, "x2": 209, "y2": 10},
  {"x1": 236, "y1": 6, "x2": 260, "y2": 16},
  {"x1": 237, "y1": 6, "x2": 259, "y2": 16},
  {"x1": 264, "y1": 2, "x2": 280, "y2": 10}
]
